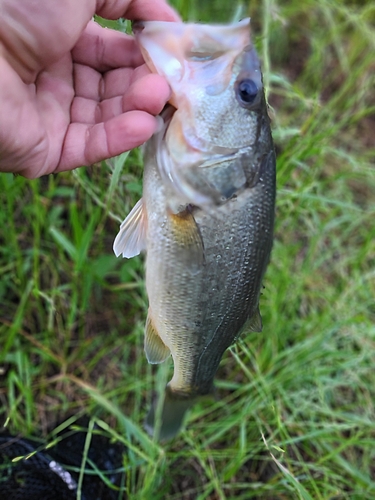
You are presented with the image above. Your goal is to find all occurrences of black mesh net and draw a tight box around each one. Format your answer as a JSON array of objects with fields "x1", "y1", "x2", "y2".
[{"x1": 0, "y1": 419, "x2": 125, "y2": 500}]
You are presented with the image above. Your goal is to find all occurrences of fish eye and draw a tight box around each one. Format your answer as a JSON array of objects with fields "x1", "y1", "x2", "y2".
[{"x1": 236, "y1": 78, "x2": 259, "y2": 107}]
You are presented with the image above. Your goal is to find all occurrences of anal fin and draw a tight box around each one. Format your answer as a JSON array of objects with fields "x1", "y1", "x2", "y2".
[
  {"x1": 113, "y1": 198, "x2": 147, "y2": 258},
  {"x1": 144, "y1": 314, "x2": 170, "y2": 364}
]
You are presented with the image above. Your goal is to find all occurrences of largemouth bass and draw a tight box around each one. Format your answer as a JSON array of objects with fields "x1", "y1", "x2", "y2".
[{"x1": 114, "y1": 18, "x2": 276, "y2": 440}]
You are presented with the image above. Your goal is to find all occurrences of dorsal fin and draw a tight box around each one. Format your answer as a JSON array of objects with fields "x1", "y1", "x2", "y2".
[
  {"x1": 144, "y1": 314, "x2": 171, "y2": 364},
  {"x1": 113, "y1": 198, "x2": 147, "y2": 258}
]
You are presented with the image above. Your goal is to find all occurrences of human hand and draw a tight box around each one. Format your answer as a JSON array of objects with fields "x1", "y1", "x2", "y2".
[{"x1": 0, "y1": 0, "x2": 180, "y2": 178}]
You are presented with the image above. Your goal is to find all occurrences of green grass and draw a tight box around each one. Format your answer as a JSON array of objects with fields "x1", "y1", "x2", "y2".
[{"x1": 1, "y1": 0, "x2": 374, "y2": 498}]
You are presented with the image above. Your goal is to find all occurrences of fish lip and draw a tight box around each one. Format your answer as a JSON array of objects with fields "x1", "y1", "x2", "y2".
[
  {"x1": 159, "y1": 104, "x2": 176, "y2": 134},
  {"x1": 132, "y1": 20, "x2": 145, "y2": 34}
]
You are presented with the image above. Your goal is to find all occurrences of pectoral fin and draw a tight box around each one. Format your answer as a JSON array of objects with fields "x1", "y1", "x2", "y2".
[
  {"x1": 144, "y1": 314, "x2": 170, "y2": 364},
  {"x1": 169, "y1": 208, "x2": 205, "y2": 268},
  {"x1": 113, "y1": 198, "x2": 147, "y2": 258},
  {"x1": 246, "y1": 306, "x2": 263, "y2": 332}
]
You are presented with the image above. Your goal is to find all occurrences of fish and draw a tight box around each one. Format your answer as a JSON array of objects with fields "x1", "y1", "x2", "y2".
[{"x1": 113, "y1": 18, "x2": 276, "y2": 440}]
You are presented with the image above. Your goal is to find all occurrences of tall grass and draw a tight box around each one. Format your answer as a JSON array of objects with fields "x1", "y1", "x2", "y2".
[{"x1": 0, "y1": 0, "x2": 374, "y2": 498}]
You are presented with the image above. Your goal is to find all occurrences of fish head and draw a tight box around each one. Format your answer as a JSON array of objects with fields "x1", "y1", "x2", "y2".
[{"x1": 135, "y1": 19, "x2": 269, "y2": 209}]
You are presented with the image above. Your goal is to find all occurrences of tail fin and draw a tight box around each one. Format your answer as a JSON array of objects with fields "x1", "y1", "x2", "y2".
[{"x1": 144, "y1": 388, "x2": 194, "y2": 441}]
